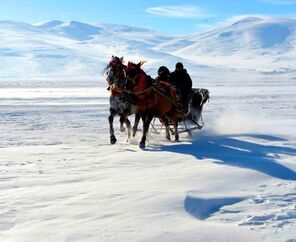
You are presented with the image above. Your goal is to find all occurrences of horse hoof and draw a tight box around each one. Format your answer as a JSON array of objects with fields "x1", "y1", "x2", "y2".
[
  {"x1": 139, "y1": 143, "x2": 145, "y2": 149},
  {"x1": 110, "y1": 135, "x2": 117, "y2": 144},
  {"x1": 166, "y1": 135, "x2": 171, "y2": 141},
  {"x1": 119, "y1": 127, "x2": 126, "y2": 132}
]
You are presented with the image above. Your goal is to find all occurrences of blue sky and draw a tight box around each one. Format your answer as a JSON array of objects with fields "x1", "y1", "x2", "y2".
[{"x1": 0, "y1": 0, "x2": 295, "y2": 34}]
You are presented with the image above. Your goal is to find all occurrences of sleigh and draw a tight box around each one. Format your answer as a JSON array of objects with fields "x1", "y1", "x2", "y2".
[
  {"x1": 150, "y1": 105, "x2": 206, "y2": 136},
  {"x1": 149, "y1": 88, "x2": 209, "y2": 136}
]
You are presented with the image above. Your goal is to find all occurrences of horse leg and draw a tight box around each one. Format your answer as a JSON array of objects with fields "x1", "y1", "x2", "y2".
[
  {"x1": 119, "y1": 115, "x2": 126, "y2": 132},
  {"x1": 108, "y1": 109, "x2": 117, "y2": 144},
  {"x1": 132, "y1": 113, "x2": 141, "y2": 137},
  {"x1": 139, "y1": 113, "x2": 153, "y2": 149},
  {"x1": 123, "y1": 116, "x2": 132, "y2": 142},
  {"x1": 174, "y1": 121, "x2": 179, "y2": 142},
  {"x1": 160, "y1": 117, "x2": 171, "y2": 141}
]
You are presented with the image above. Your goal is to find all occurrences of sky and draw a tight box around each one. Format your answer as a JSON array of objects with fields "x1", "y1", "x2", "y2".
[{"x1": 0, "y1": 0, "x2": 296, "y2": 34}]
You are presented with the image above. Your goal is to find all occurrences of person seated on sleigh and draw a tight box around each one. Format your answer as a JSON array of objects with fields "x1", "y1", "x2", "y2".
[
  {"x1": 154, "y1": 66, "x2": 172, "y2": 94},
  {"x1": 153, "y1": 66, "x2": 180, "y2": 108},
  {"x1": 169, "y1": 62, "x2": 192, "y2": 113},
  {"x1": 155, "y1": 66, "x2": 170, "y2": 83}
]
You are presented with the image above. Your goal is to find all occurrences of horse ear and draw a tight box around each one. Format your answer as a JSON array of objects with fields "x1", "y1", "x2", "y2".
[
  {"x1": 120, "y1": 56, "x2": 124, "y2": 63},
  {"x1": 138, "y1": 61, "x2": 146, "y2": 67},
  {"x1": 112, "y1": 55, "x2": 114, "y2": 58}
]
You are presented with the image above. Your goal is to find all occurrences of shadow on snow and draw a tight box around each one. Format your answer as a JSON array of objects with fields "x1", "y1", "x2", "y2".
[
  {"x1": 150, "y1": 133, "x2": 296, "y2": 181},
  {"x1": 184, "y1": 195, "x2": 247, "y2": 220}
]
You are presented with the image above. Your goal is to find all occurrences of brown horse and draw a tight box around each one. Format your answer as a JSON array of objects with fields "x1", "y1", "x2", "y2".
[{"x1": 126, "y1": 61, "x2": 183, "y2": 148}]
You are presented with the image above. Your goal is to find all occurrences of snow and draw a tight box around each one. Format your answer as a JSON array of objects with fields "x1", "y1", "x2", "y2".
[
  {"x1": 1, "y1": 17, "x2": 296, "y2": 242},
  {"x1": 36, "y1": 21, "x2": 103, "y2": 40},
  {"x1": 169, "y1": 17, "x2": 296, "y2": 71}
]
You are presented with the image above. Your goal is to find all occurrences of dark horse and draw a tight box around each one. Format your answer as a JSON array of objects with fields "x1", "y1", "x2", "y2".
[
  {"x1": 103, "y1": 56, "x2": 137, "y2": 144},
  {"x1": 126, "y1": 61, "x2": 184, "y2": 148}
]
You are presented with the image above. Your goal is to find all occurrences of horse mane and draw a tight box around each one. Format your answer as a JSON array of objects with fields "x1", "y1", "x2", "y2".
[
  {"x1": 102, "y1": 63, "x2": 111, "y2": 76},
  {"x1": 102, "y1": 56, "x2": 125, "y2": 76}
]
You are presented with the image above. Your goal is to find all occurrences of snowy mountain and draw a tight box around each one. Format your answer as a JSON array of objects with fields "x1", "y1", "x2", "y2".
[
  {"x1": 34, "y1": 20, "x2": 173, "y2": 44},
  {"x1": 0, "y1": 20, "x2": 181, "y2": 84},
  {"x1": 1, "y1": 17, "x2": 296, "y2": 84},
  {"x1": 165, "y1": 17, "x2": 296, "y2": 70},
  {"x1": 34, "y1": 20, "x2": 103, "y2": 40}
]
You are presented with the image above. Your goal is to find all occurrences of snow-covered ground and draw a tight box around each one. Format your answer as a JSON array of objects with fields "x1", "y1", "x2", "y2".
[{"x1": 1, "y1": 17, "x2": 296, "y2": 242}]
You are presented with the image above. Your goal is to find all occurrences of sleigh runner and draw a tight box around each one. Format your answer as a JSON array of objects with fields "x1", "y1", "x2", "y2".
[{"x1": 150, "y1": 114, "x2": 202, "y2": 136}]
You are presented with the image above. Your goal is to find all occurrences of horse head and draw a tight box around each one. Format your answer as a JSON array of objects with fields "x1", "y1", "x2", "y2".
[
  {"x1": 126, "y1": 61, "x2": 152, "y2": 91},
  {"x1": 105, "y1": 56, "x2": 126, "y2": 88},
  {"x1": 190, "y1": 88, "x2": 210, "y2": 123},
  {"x1": 126, "y1": 61, "x2": 144, "y2": 78}
]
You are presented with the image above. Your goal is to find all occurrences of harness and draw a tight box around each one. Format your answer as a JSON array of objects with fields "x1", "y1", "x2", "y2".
[{"x1": 109, "y1": 83, "x2": 125, "y2": 97}]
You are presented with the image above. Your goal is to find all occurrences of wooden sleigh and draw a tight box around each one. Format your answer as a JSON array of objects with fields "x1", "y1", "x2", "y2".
[{"x1": 149, "y1": 87, "x2": 209, "y2": 136}]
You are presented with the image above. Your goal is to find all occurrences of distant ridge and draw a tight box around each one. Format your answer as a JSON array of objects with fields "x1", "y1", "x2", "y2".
[{"x1": 0, "y1": 17, "x2": 296, "y2": 82}]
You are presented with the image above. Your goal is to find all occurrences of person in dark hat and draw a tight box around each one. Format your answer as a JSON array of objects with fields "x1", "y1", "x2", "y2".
[
  {"x1": 155, "y1": 66, "x2": 170, "y2": 83},
  {"x1": 169, "y1": 62, "x2": 192, "y2": 112},
  {"x1": 153, "y1": 66, "x2": 173, "y2": 95}
]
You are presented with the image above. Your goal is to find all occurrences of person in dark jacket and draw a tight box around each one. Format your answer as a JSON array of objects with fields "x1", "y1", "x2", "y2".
[
  {"x1": 169, "y1": 62, "x2": 192, "y2": 112},
  {"x1": 155, "y1": 66, "x2": 170, "y2": 83},
  {"x1": 154, "y1": 66, "x2": 174, "y2": 96}
]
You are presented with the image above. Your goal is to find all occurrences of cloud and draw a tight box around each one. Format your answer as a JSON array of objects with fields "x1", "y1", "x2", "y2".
[
  {"x1": 260, "y1": 0, "x2": 296, "y2": 5},
  {"x1": 146, "y1": 4, "x2": 209, "y2": 18}
]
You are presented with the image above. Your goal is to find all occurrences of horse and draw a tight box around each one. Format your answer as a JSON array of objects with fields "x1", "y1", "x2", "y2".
[
  {"x1": 128, "y1": 67, "x2": 210, "y2": 145},
  {"x1": 103, "y1": 56, "x2": 136, "y2": 144},
  {"x1": 126, "y1": 61, "x2": 183, "y2": 148}
]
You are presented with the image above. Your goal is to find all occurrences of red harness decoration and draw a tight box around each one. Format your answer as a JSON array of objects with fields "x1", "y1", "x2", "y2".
[
  {"x1": 132, "y1": 72, "x2": 155, "y2": 109},
  {"x1": 134, "y1": 72, "x2": 147, "y2": 92},
  {"x1": 158, "y1": 81, "x2": 177, "y2": 101}
]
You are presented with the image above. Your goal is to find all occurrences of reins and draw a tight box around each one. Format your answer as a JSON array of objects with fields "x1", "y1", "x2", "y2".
[
  {"x1": 109, "y1": 85, "x2": 154, "y2": 95},
  {"x1": 110, "y1": 84, "x2": 193, "y2": 116},
  {"x1": 151, "y1": 86, "x2": 179, "y2": 109}
]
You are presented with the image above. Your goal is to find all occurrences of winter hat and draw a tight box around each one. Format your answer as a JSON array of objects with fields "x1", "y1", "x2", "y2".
[
  {"x1": 175, "y1": 62, "x2": 183, "y2": 69},
  {"x1": 158, "y1": 66, "x2": 170, "y2": 76}
]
